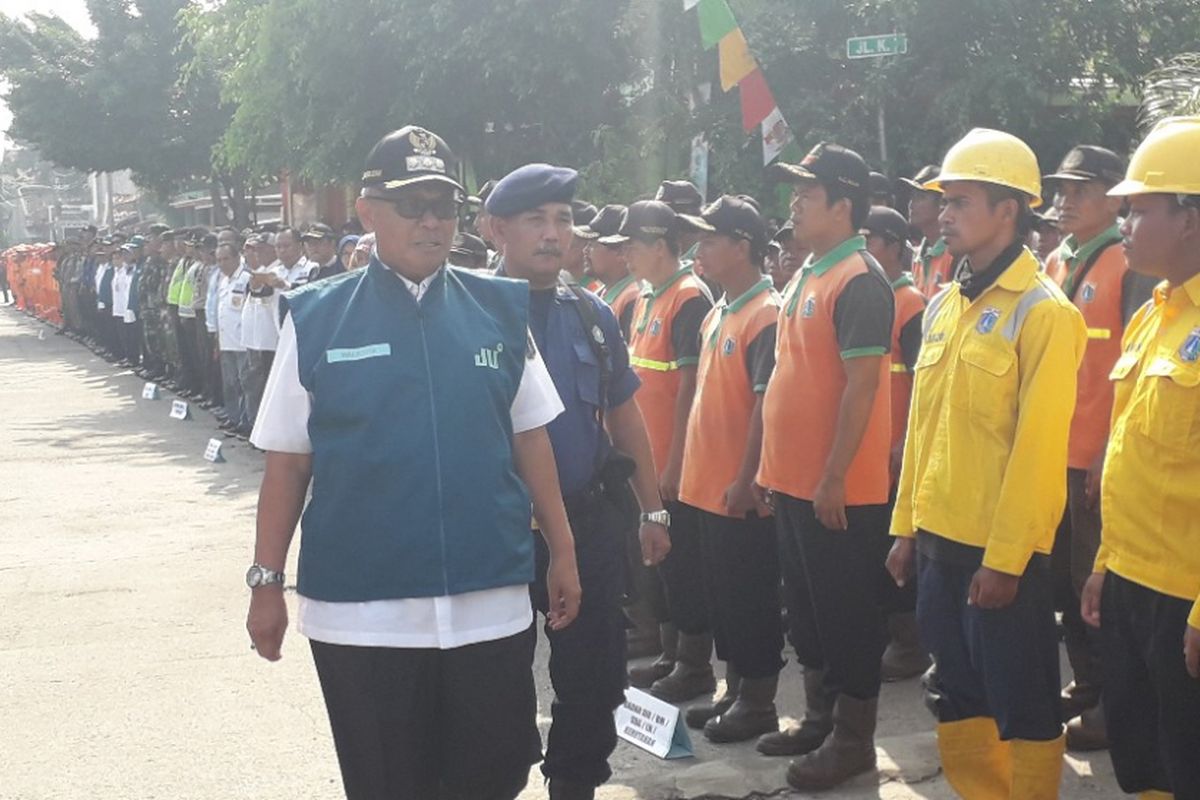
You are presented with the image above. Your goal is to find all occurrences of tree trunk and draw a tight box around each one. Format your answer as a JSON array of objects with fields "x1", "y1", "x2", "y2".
[{"x1": 208, "y1": 173, "x2": 226, "y2": 227}]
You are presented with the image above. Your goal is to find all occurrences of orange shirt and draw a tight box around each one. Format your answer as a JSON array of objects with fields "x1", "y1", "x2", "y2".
[
  {"x1": 602, "y1": 274, "x2": 641, "y2": 342},
  {"x1": 1045, "y1": 226, "x2": 1136, "y2": 469},
  {"x1": 680, "y1": 278, "x2": 779, "y2": 516},
  {"x1": 914, "y1": 237, "x2": 955, "y2": 298},
  {"x1": 628, "y1": 267, "x2": 712, "y2": 476},
  {"x1": 759, "y1": 235, "x2": 895, "y2": 505},
  {"x1": 890, "y1": 275, "x2": 927, "y2": 452}
]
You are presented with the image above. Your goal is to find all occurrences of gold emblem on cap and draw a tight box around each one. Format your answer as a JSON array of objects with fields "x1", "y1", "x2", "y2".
[{"x1": 409, "y1": 128, "x2": 439, "y2": 157}]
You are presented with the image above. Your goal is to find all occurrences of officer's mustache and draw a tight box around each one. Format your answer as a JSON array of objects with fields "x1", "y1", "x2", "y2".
[{"x1": 534, "y1": 248, "x2": 563, "y2": 257}]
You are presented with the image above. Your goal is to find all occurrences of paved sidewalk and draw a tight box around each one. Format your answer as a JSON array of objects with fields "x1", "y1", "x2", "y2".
[{"x1": 0, "y1": 308, "x2": 1120, "y2": 799}]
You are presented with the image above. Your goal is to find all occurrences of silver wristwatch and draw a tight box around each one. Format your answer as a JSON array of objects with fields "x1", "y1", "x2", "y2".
[
  {"x1": 246, "y1": 564, "x2": 285, "y2": 588},
  {"x1": 640, "y1": 509, "x2": 671, "y2": 528}
]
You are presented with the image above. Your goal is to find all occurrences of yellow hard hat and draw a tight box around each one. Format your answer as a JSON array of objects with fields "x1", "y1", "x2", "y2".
[
  {"x1": 1109, "y1": 116, "x2": 1200, "y2": 197},
  {"x1": 924, "y1": 128, "x2": 1043, "y2": 208}
]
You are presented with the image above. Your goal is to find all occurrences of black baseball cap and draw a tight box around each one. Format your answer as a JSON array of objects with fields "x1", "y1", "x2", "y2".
[
  {"x1": 301, "y1": 222, "x2": 336, "y2": 241},
  {"x1": 361, "y1": 125, "x2": 464, "y2": 196},
  {"x1": 1044, "y1": 145, "x2": 1125, "y2": 187},
  {"x1": 655, "y1": 180, "x2": 704, "y2": 214},
  {"x1": 771, "y1": 221, "x2": 794, "y2": 243},
  {"x1": 575, "y1": 204, "x2": 626, "y2": 240},
  {"x1": 600, "y1": 200, "x2": 678, "y2": 245},
  {"x1": 869, "y1": 172, "x2": 893, "y2": 197},
  {"x1": 900, "y1": 165, "x2": 942, "y2": 193},
  {"x1": 450, "y1": 232, "x2": 489, "y2": 260},
  {"x1": 770, "y1": 142, "x2": 869, "y2": 199},
  {"x1": 860, "y1": 206, "x2": 910, "y2": 242},
  {"x1": 147, "y1": 222, "x2": 170, "y2": 235},
  {"x1": 571, "y1": 200, "x2": 598, "y2": 228},
  {"x1": 678, "y1": 195, "x2": 768, "y2": 253}
]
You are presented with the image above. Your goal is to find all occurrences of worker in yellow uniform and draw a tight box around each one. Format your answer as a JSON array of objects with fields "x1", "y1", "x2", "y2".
[
  {"x1": 1081, "y1": 115, "x2": 1200, "y2": 800},
  {"x1": 887, "y1": 128, "x2": 1087, "y2": 799},
  {"x1": 1042, "y1": 145, "x2": 1157, "y2": 752}
]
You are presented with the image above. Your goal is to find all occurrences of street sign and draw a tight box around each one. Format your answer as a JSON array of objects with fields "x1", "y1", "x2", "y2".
[{"x1": 847, "y1": 34, "x2": 908, "y2": 59}]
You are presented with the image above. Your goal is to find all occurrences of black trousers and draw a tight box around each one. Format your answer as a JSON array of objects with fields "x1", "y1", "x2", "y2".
[
  {"x1": 917, "y1": 549, "x2": 1062, "y2": 740},
  {"x1": 177, "y1": 316, "x2": 201, "y2": 394},
  {"x1": 121, "y1": 321, "x2": 141, "y2": 367},
  {"x1": 657, "y1": 500, "x2": 708, "y2": 635},
  {"x1": 698, "y1": 509, "x2": 784, "y2": 679},
  {"x1": 532, "y1": 484, "x2": 632, "y2": 787},
  {"x1": 775, "y1": 494, "x2": 891, "y2": 700},
  {"x1": 1052, "y1": 468, "x2": 1105, "y2": 695},
  {"x1": 243, "y1": 349, "x2": 275, "y2": 425},
  {"x1": 309, "y1": 626, "x2": 542, "y2": 800},
  {"x1": 1102, "y1": 572, "x2": 1200, "y2": 799}
]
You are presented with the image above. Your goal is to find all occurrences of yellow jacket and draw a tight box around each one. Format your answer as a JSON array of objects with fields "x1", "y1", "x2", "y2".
[
  {"x1": 891, "y1": 248, "x2": 1087, "y2": 575},
  {"x1": 1095, "y1": 273, "x2": 1200, "y2": 628}
]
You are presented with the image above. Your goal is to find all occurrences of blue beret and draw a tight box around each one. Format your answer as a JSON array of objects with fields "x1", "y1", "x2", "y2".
[{"x1": 485, "y1": 163, "x2": 579, "y2": 217}]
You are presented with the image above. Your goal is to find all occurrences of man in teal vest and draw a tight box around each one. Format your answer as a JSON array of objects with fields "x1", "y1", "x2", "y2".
[{"x1": 246, "y1": 126, "x2": 582, "y2": 800}]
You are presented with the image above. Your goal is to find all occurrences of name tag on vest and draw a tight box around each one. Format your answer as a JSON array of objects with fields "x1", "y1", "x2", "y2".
[{"x1": 326, "y1": 343, "x2": 392, "y2": 363}]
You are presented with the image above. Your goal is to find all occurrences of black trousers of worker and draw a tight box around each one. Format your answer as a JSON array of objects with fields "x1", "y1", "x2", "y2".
[
  {"x1": 917, "y1": 547, "x2": 1062, "y2": 740},
  {"x1": 1102, "y1": 572, "x2": 1200, "y2": 799},
  {"x1": 1052, "y1": 469, "x2": 1105, "y2": 701},
  {"x1": 121, "y1": 320, "x2": 141, "y2": 367},
  {"x1": 775, "y1": 493, "x2": 891, "y2": 700},
  {"x1": 532, "y1": 482, "x2": 633, "y2": 788},
  {"x1": 657, "y1": 500, "x2": 708, "y2": 635},
  {"x1": 309, "y1": 626, "x2": 542, "y2": 800},
  {"x1": 177, "y1": 316, "x2": 201, "y2": 394},
  {"x1": 698, "y1": 509, "x2": 785, "y2": 679}
]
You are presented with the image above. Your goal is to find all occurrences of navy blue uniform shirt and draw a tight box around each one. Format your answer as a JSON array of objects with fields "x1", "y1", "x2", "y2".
[{"x1": 526, "y1": 281, "x2": 640, "y2": 498}]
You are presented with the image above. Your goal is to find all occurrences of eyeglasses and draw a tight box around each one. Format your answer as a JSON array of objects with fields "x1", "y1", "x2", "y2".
[{"x1": 373, "y1": 194, "x2": 461, "y2": 220}]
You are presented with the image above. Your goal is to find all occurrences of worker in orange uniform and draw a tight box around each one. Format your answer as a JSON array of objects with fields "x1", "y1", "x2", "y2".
[
  {"x1": 1081, "y1": 115, "x2": 1200, "y2": 800},
  {"x1": 860, "y1": 206, "x2": 930, "y2": 683},
  {"x1": 756, "y1": 142, "x2": 896, "y2": 792},
  {"x1": 578, "y1": 205, "x2": 640, "y2": 342},
  {"x1": 616, "y1": 200, "x2": 715, "y2": 702},
  {"x1": 887, "y1": 128, "x2": 1087, "y2": 799},
  {"x1": 676, "y1": 196, "x2": 784, "y2": 743},
  {"x1": 1042, "y1": 145, "x2": 1158, "y2": 753},
  {"x1": 902, "y1": 165, "x2": 957, "y2": 298}
]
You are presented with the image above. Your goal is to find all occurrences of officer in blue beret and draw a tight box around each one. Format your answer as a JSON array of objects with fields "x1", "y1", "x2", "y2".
[
  {"x1": 245, "y1": 128, "x2": 582, "y2": 800},
  {"x1": 489, "y1": 163, "x2": 672, "y2": 800}
]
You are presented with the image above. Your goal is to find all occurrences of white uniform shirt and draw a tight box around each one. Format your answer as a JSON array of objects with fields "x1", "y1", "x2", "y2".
[
  {"x1": 251, "y1": 265, "x2": 564, "y2": 648},
  {"x1": 217, "y1": 265, "x2": 250, "y2": 352},
  {"x1": 204, "y1": 265, "x2": 222, "y2": 333},
  {"x1": 240, "y1": 261, "x2": 286, "y2": 351},
  {"x1": 111, "y1": 265, "x2": 130, "y2": 319}
]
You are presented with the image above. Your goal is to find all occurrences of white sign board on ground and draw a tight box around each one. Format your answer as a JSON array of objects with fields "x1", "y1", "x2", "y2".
[
  {"x1": 169, "y1": 400, "x2": 190, "y2": 420},
  {"x1": 203, "y1": 438, "x2": 225, "y2": 463},
  {"x1": 142, "y1": 383, "x2": 159, "y2": 400},
  {"x1": 614, "y1": 687, "x2": 694, "y2": 759}
]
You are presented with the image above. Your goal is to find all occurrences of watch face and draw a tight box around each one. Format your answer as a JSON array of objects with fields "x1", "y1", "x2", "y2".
[{"x1": 246, "y1": 566, "x2": 261, "y2": 587}]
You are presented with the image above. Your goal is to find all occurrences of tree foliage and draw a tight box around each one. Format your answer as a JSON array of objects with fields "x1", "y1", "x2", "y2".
[
  {"x1": 0, "y1": 0, "x2": 229, "y2": 198},
  {"x1": 4, "y1": 0, "x2": 1200, "y2": 210}
]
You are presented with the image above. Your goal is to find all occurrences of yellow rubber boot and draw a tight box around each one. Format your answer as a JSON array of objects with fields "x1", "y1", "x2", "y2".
[
  {"x1": 1009, "y1": 735, "x2": 1066, "y2": 800},
  {"x1": 1137, "y1": 792, "x2": 1174, "y2": 800},
  {"x1": 936, "y1": 717, "x2": 1012, "y2": 799}
]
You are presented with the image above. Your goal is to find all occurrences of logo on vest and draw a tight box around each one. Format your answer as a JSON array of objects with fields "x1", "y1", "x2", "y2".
[
  {"x1": 976, "y1": 306, "x2": 1002, "y2": 335},
  {"x1": 650, "y1": 319, "x2": 663, "y2": 336},
  {"x1": 801, "y1": 296, "x2": 816, "y2": 318},
  {"x1": 722, "y1": 336, "x2": 736, "y2": 356},
  {"x1": 1081, "y1": 284, "x2": 1096, "y2": 303},
  {"x1": 1181, "y1": 328, "x2": 1200, "y2": 363},
  {"x1": 475, "y1": 341, "x2": 504, "y2": 369}
]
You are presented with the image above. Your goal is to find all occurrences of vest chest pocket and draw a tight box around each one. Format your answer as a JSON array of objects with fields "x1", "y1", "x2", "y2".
[
  {"x1": 954, "y1": 338, "x2": 1017, "y2": 422},
  {"x1": 1141, "y1": 355, "x2": 1200, "y2": 452},
  {"x1": 915, "y1": 340, "x2": 946, "y2": 370},
  {"x1": 573, "y1": 340, "x2": 603, "y2": 409}
]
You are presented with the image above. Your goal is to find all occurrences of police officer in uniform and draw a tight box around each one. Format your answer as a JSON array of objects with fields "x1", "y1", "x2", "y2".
[
  {"x1": 246, "y1": 127, "x2": 582, "y2": 800},
  {"x1": 488, "y1": 164, "x2": 671, "y2": 800}
]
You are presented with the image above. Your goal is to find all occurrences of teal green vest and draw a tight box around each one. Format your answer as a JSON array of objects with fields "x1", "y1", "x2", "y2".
[{"x1": 284, "y1": 260, "x2": 534, "y2": 602}]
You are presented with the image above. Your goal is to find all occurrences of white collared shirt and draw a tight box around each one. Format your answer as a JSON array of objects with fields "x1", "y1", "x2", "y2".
[
  {"x1": 251, "y1": 263, "x2": 564, "y2": 648},
  {"x1": 218, "y1": 265, "x2": 250, "y2": 352}
]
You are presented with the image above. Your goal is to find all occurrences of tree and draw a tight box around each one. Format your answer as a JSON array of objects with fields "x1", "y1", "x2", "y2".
[
  {"x1": 0, "y1": 1, "x2": 240, "y2": 220},
  {"x1": 1138, "y1": 53, "x2": 1200, "y2": 133}
]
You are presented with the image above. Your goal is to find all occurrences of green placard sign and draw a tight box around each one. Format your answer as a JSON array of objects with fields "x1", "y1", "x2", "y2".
[{"x1": 847, "y1": 34, "x2": 908, "y2": 59}]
